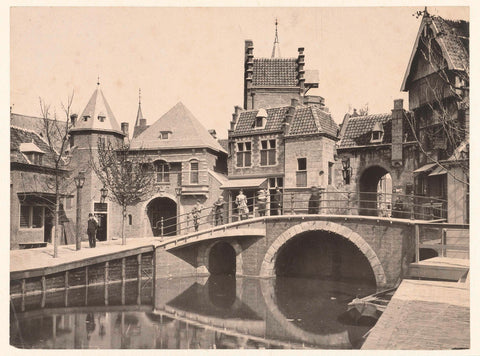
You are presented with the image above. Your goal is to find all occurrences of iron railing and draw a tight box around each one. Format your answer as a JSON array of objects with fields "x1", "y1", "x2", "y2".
[{"x1": 152, "y1": 191, "x2": 448, "y2": 238}]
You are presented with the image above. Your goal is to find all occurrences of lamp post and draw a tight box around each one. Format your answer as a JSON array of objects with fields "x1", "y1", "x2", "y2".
[
  {"x1": 100, "y1": 186, "x2": 108, "y2": 203},
  {"x1": 74, "y1": 171, "x2": 86, "y2": 251},
  {"x1": 175, "y1": 187, "x2": 182, "y2": 235},
  {"x1": 342, "y1": 158, "x2": 352, "y2": 185}
]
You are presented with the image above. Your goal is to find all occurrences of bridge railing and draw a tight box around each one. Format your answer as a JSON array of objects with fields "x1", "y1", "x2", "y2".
[
  {"x1": 153, "y1": 190, "x2": 448, "y2": 238},
  {"x1": 414, "y1": 223, "x2": 469, "y2": 262}
]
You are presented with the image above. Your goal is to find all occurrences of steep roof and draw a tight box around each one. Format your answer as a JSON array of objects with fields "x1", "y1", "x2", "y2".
[
  {"x1": 231, "y1": 105, "x2": 338, "y2": 138},
  {"x1": 337, "y1": 113, "x2": 392, "y2": 149},
  {"x1": 130, "y1": 102, "x2": 227, "y2": 153},
  {"x1": 401, "y1": 13, "x2": 469, "y2": 91},
  {"x1": 11, "y1": 126, "x2": 62, "y2": 169},
  {"x1": 70, "y1": 85, "x2": 122, "y2": 134},
  {"x1": 252, "y1": 58, "x2": 298, "y2": 87},
  {"x1": 288, "y1": 106, "x2": 338, "y2": 138}
]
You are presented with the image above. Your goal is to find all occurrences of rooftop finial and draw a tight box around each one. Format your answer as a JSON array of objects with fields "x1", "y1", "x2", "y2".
[
  {"x1": 271, "y1": 18, "x2": 281, "y2": 58},
  {"x1": 139, "y1": 88, "x2": 141, "y2": 105},
  {"x1": 97, "y1": 75, "x2": 100, "y2": 86}
]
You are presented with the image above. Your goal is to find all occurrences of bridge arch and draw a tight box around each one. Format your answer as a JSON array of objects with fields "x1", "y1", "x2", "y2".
[
  {"x1": 201, "y1": 240, "x2": 244, "y2": 276},
  {"x1": 260, "y1": 221, "x2": 387, "y2": 287},
  {"x1": 359, "y1": 165, "x2": 392, "y2": 216}
]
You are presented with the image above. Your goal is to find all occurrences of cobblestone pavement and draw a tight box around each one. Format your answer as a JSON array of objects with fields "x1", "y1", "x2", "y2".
[
  {"x1": 362, "y1": 279, "x2": 469, "y2": 350},
  {"x1": 10, "y1": 238, "x2": 158, "y2": 273}
]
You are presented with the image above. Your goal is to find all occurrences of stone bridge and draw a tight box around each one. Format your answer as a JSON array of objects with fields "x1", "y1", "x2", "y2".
[{"x1": 156, "y1": 215, "x2": 428, "y2": 288}]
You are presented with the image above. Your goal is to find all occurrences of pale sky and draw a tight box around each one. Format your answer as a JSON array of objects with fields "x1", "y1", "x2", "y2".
[{"x1": 10, "y1": 6, "x2": 469, "y2": 139}]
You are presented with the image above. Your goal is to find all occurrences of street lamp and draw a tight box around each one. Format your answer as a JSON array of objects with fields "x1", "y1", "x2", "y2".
[
  {"x1": 74, "y1": 171, "x2": 86, "y2": 251},
  {"x1": 100, "y1": 186, "x2": 108, "y2": 203},
  {"x1": 175, "y1": 187, "x2": 182, "y2": 235}
]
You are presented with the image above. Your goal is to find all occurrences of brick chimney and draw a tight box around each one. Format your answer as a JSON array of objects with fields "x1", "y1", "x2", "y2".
[
  {"x1": 284, "y1": 98, "x2": 297, "y2": 135},
  {"x1": 303, "y1": 95, "x2": 325, "y2": 109},
  {"x1": 230, "y1": 105, "x2": 243, "y2": 131},
  {"x1": 391, "y1": 99, "x2": 404, "y2": 166},
  {"x1": 121, "y1": 122, "x2": 129, "y2": 137}
]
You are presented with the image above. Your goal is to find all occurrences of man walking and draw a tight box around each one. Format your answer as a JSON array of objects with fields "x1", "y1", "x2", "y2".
[
  {"x1": 213, "y1": 196, "x2": 225, "y2": 226},
  {"x1": 87, "y1": 213, "x2": 99, "y2": 248}
]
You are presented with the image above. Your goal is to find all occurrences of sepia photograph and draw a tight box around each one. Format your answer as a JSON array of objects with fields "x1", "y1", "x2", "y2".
[{"x1": 8, "y1": 3, "x2": 473, "y2": 352}]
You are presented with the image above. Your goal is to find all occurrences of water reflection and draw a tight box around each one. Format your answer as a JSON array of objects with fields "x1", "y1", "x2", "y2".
[{"x1": 11, "y1": 275, "x2": 377, "y2": 349}]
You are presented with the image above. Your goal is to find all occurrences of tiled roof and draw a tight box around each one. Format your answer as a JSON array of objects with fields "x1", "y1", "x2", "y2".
[
  {"x1": 252, "y1": 58, "x2": 298, "y2": 87},
  {"x1": 337, "y1": 113, "x2": 392, "y2": 149},
  {"x1": 232, "y1": 105, "x2": 338, "y2": 138},
  {"x1": 218, "y1": 139, "x2": 229, "y2": 152},
  {"x1": 232, "y1": 107, "x2": 289, "y2": 136},
  {"x1": 432, "y1": 16, "x2": 469, "y2": 72},
  {"x1": 11, "y1": 126, "x2": 62, "y2": 169},
  {"x1": 288, "y1": 106, "x2": 338, "y2": 137},
  {"x1": 130, "y1": 102, "x2": 227, "y2": 153},
  {"x1": 70, "y1": 86, "x2": 122, "y2": 134}
]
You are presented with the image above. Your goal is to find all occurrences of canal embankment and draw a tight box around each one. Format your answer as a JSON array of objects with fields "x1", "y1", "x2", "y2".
[{"x1": 362, "y1": 277, "x2": 470, "y2": 350}]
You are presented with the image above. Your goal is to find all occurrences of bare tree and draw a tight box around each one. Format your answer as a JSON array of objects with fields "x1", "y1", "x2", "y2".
[
  {"x1": 39, "y1": 92, "x2": 75, "y2": 258},
  {"x1": 406, "y1": 10, "x2": 469, "y2": 185},
  {"x1": 90, "y1": 140, "x2": 155, "y2": 245}
]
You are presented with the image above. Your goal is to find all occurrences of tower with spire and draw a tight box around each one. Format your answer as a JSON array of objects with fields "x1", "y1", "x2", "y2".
[
  {"x1": 68, "y1": 81, "x2": 128, "y2": 242},
  {"x1": 133, "y1": 88, "x2": 149, "y2": 138},
  {"x1": 243, "y1": 19, "x2": 319, "y2": 110}
]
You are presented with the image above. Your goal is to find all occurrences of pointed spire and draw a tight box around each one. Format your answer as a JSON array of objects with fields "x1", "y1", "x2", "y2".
[
  {"x1": 271, "y1": 18, "x2": 281, "y2": 58},
  {"x1": 97, "y1": 75, "x2": 100, "y2": 86},
  {"x1": 135, "y1": 88, "x2": 144, "y2": 127}
]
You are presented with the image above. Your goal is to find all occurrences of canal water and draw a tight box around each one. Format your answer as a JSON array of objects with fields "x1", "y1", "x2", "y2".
[{"x1": 10, "y1": 276, "x2": 377, "y2": 349}]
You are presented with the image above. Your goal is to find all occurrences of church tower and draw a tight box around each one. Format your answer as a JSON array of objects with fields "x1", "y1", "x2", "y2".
[{"x1": 69, "y1": 81, "x2": 126, "y2": 242}]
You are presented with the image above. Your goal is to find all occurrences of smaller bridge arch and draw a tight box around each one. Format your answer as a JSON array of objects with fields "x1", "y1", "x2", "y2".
[
  {"x1": 260, "y1": 221, "x2": 387, "y2": 287},
  {"x1": 200, "y1": 240, "x2": 244, "y2": 276}
]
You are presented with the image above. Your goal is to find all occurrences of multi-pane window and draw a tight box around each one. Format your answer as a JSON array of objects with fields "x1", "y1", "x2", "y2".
[
  {"x1": 155, "y1": 160, "x2": 169, "y2": 183},
  {"x1": 26, "y1": 152, "x2": 43, "y2": 165},
  {"x1": 236, "y1": 142, "x2": 252, "y2": 167},
  {"x1": 20, "y1": 205, "x2": 43, "y2": 228},
  {"x1": 190, "y1": 161, "x2": 199, "y2": 184},
  {"x1": 296, "y1": 158, "x2": 307, "y2": 187},
  {"x1": 260, "y1": 139, "x2": 276, "y2": 166}
]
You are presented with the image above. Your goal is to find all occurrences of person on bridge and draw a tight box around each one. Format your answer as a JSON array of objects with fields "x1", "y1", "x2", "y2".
[
  {"x1": 308, "y1": 186, "x2": 322, "y2": 214},
  {"x1": 191, "y1": 200, "x2": 203, "y2": 231},
  {"x1": 235, "y1": 189, "x2": 249, "y2": 220},
  {"x1": 257, "y1": 189, "x2": 267, "y2": 217},
  {"x1": 271, "y1": 187, "x2": 283, "y2": 215},
  {"x1": 87, "y1": 213, "x2": 99, "y2": 248},
  {"x1": 213, "y1": 196, "x2": 225, "y2": 226}
]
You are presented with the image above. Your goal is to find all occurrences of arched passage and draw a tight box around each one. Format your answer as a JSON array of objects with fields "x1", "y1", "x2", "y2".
[
  {"x1": 146, "y1": 197, "x2": 177, "y2": 237},
  {"x1": 359, "y1": 166, "x2": 391, "y2": 216},
  {"x1": 275, "y1": 231, "x2": 375, "y2": 283},
  {"x1": 208, "y1": 242, "x2": 236, "y2": 275},
  {"x1": 260, "y1": 221, "x2": 387, "y2": 287}
]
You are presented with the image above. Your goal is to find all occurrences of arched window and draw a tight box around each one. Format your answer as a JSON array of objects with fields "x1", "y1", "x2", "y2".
[
  {"x1": 190, "y1": 160, "x2": 199, "y2": 184},
  {"x1": 154, "y1": 160, "x2": 169, "y2": 183}
]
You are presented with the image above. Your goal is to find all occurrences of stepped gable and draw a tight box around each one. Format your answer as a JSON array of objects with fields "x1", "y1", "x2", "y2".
[
  {"x1": 70, "y1": 85, "x2": 122, "y2": 134},
  {"x1": 130, "y1": 102, "x2": 226, "y2": 153},
  {"x1": 337, "y1": 113, "x2": 392, "y2": 149}
]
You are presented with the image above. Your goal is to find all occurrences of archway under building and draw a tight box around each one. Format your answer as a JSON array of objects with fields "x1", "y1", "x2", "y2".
[
  {"x1": 359, "y1": 166, "x2": 392, "y2": 216},
  {"x1": 146, "y1": 197, "x2": 177, "y2": 237}
]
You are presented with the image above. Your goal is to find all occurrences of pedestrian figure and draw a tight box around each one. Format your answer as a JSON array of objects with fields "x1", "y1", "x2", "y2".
[
  {"x1": 87, "y1": 213, "x2": 99, "y2": 248},
  {"x1": 308, "y1": 186, "x2": 322, "y2": 214},
  {"x1": 191, "y1": 200, "x2": 203, "y2": 231},
  {"x1": 257, "y1": 189, "x2": 267, "y2": 216},
  {"x1": 213, "y1": 196, "x2": 225, "y2": 226},
  {"x1": 235, "y1": 189, "x2": 249, "y2": 220},
  {"x1": 271, "y1": 187, "x2": 283, "y2": 216}
]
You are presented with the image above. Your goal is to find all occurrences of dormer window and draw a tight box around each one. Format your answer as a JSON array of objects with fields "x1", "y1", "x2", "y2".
[
  {"x1": 20, "y1": 141, "x2": 45, "y2": 166},
  {"x1": 83, "y1": 115, "x2": 90, "y2": 122},
  {"x1": 253, "y1": 108, "x2": 268, "y2": 129},
  {"x1": 98, "y1": 115, "x2": 106, "y2": 122},
  {"x1": 371, "y1": 122, "x2": 384, "y2": 143},
  {"x1": 159, "y1": 131, "x2": 171, "y2": 139}
]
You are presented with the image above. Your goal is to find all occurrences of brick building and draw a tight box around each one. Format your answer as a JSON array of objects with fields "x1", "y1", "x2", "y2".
[
  {"x1": 225, "y1": 33, "x2": 338, "y2": 217},
  {"x1": 10, "y1": 123, "x2": 71, "y2": 248},
  {"x1": 129, "y1": 101, "x2": 228, "y2": 236},
  {"x1": 401, "y1": 11, "x2": 469, "y2": 223}
]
